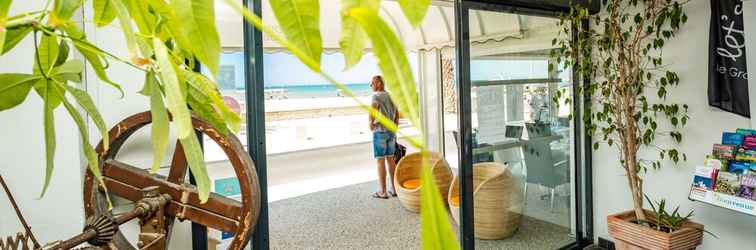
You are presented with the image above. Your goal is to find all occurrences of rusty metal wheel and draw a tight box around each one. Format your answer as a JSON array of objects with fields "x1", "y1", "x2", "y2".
[{"x1": 83, "y1": 111, "x2": 260, "y2": 250}]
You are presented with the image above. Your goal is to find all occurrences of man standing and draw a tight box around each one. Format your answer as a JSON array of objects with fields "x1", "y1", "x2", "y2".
[{"x1": 369, "y1": 75, "x2": 399, "y2": 199}]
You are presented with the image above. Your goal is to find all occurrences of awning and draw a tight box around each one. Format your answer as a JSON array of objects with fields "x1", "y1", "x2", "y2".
[{"x1": 216, "y1": 0, "x2": 562, "y2": 55}]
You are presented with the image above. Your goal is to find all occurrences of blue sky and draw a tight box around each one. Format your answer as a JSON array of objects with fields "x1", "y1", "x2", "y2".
[
  {"x1": 210, "y1": 52, "x2": 418, "y2": 88},
  {"x1": 207, "y1": 52, "x2": 553, "y2": 89}
]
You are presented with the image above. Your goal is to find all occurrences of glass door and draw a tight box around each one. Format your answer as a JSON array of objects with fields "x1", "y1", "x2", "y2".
[{"x1": 455, "y1": 3, "x2": 581, "y2": 249}]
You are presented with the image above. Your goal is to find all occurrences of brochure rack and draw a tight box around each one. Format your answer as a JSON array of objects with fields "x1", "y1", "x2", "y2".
[{"x1": 689, "y1": 187, "x2": 756, "y2": 216}]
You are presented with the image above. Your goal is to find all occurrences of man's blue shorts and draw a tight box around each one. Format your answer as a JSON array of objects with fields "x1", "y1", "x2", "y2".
[{"x1": 373, "y1": 131, "x2": 396, "y2": 159}]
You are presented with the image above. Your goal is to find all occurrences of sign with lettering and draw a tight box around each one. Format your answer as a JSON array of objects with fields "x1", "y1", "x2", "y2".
[
  {"x1": 476, "y1": 86, "x2": 508, "y2": 144},
  {"x1": 214, "y1": 177, "x2": 241, "y2": 198},
  {"x1": 709, "y1": 0, "x2": 750, "y2": 117},
  {"x1": 212, "y1": 177, "x2": 242, "y2": 244}
]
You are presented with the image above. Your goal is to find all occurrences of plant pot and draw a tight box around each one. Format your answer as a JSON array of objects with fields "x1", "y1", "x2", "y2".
[{"x1": 607, "y1": 210, "x2": 704, "y2": 250}]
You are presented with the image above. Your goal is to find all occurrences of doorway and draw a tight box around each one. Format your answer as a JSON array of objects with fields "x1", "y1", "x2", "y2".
[
  {"x1": 231, "y1": 0, "x2": 594, "y2": 249},
  {"x1": 453, "y1": 1, "x2": 593, "y2": 249}
]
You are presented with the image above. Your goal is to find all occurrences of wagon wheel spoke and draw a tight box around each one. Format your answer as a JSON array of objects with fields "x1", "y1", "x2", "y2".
[
  {"x1": 160, "y1": 140, "x2": 192, "y2": 246},
  {"x1": 102, "y1": 159, "x2": 244, "y2": 233},
  {"x1": 167, "y1": 141, "x2": 189, "y2": 184}
]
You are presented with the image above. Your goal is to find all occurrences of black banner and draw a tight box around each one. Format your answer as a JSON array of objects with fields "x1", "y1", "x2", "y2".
[{"x1": 709, "y1": 0, "x2": 750, "y2": 118}]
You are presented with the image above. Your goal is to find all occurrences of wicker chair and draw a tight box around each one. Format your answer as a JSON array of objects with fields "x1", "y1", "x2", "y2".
[
  {"x1": 394, "y1": 152, "x2": 453, "y2": 213},
  {"x1": 448, "y1": 162, "x2": 524, "y2": 239}
]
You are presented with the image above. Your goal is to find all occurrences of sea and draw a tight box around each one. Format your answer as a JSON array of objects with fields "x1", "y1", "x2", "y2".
[{"x1": 263, "y1": 83, "x2": 372, "y2": 99}]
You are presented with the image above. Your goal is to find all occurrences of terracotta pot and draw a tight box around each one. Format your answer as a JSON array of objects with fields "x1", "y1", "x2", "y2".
[{"x1": 607, "y1": 210, "x2": 704, "y2": 250}]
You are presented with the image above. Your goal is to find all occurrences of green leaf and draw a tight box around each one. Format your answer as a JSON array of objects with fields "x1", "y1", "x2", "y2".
[
  {"x1": 51, "y1": 0, "x2": 83, "y2": 24},
  {"x1": 2, "y1": 26, "x2": 32, "y2": 54},
  {"x1": 397, "y1": 0, "x2": 430, "y2": 27},
  {"x1": 186, "y1": 87, "x2": 229, "y2": 136},
  {"x1": 51, "y1": 71, "x2": 81, "y2": 84},
  {"x1": 339, "y1": 0, "x2": 379, "y2": 69},
  {"x1": 141, "y1": 72, "x2": 169, "y2": 174},
  {"x1": 59, "y1": 88, "x2": 103, "y2": 192},
  {"x1": 419, "y1": 151, "x2": 459, "y2": 250},
  {"x1": 54, "y1": 40, "x2": 70, "y2": 67},
  {"x1": 173, "y1": 0, "x2": 220, "y2": 75},
  {"x1": 0, "y1": 0, "x2": 9, "y2": 20},
  {"x1": 124, "y1": 0, "x2": 157, "y2": 35},
  {"x1": 34, "y1": 78, "x2": 64, "y2": 109},
  {"x1": 223, "y1": 0, "x2": 319, "y2": 71},
  {"x1": 62, "y1": 24, "x2": 124, "y2": 96},
  {"x1": 0, "y1": 0, "x2": 12, "y2": 53},
  {"x1": 34, "y1": 33, "x2": 59, "y2": 76},
  {"x1": 180, "y1": 132, "x2": 211, "y2": 203},
  {"x1": 93, "y1": 0, "x2": 117, "y2": 27},
  {"x1": 146, "y1": 0, "x2": 191, "y2": 50},
  {"x1": 348, "y1": 8, "x2": 421, "y2": 128},
  {"x1": 50, "y1": 59, "x2": 84, "y2": 83},
  {"x1": 39, "y1": 80, "x2": 59, "y2": 197},
  {"x1": 0, "y1": 73, "x2": 40, "y2": 111},
  {"x1": 110, "y1": 0, "x2": 139, "y2": 60},
  {"x1": 183, "y1": 70, "x2": 241, "y2": 133},
  {"x1": 64, "y1": 83, "x2": 109, "y2": 151},
  {"x1": 153, "y1": 37, "x2": 192, "y2": 139},
  {"x1": 269, "y1": 0, "x2": 322, "y2": 71},
  {"x1": 51, "y1": 59, "x2": 84, "y2": 75}
]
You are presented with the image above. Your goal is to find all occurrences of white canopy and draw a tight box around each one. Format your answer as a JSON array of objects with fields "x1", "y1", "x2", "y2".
[{"x1": 215, "y1": 0, "x2": 561, "y2": 55}]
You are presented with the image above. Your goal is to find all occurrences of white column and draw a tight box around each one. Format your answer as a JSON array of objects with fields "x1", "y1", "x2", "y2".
[{"x1": 418, "y1": 49, "x2": 445, "y2": 152}]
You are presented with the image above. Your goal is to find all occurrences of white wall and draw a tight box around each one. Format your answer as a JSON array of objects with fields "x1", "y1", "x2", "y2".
[
  {"x1": 0, "y1": 1, "x2": 85, "y2": 243},
  {"x1": 747, "y1": 0, "x2": 756, "y2": 128},
  {"x1": 592, "y1": 1, "x2": 756, "y2": 249}
]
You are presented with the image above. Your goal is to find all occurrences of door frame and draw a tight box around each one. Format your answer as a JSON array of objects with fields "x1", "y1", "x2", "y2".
[
  {"x1": 238, "y1": 0, "x2": 594, "y2": 249},
  {"x1": 453, "y1": 1, "x2": 594, "y2": 249},
  {"x1": 244, "y1": 0, "x2": 269, "y2": 249}
]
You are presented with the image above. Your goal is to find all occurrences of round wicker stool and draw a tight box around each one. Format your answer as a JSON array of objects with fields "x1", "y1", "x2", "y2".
[
  {"x1": 393, "y1": 152, "x2": 453, "y2": 213},
  {"x1": 448, "y1": 162, "x2": 524, "y2": 239}
]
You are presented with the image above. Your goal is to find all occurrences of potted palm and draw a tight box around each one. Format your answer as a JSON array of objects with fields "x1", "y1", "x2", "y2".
[{"x1": 552, "y1": 1, "x2": 704, "y2": 249}]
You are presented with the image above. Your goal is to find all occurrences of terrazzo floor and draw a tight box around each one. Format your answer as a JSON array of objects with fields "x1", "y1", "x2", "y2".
[{"x1": 268, "y1": 181, "x2": 574, "y2": 250}]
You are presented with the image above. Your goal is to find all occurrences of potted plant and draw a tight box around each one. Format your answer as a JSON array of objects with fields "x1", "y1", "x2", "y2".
[
  {"x1": 608, "y1": 196, "x2": 707, "y2": 250},
  {"x1": 552, "y1": 1, "x2": 704, "y2": 249}
]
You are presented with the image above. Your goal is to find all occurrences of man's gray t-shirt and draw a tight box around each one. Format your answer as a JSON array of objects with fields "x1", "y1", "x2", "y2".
[{"x1": 372, "y1": 91, "x2": 397, "y2": 132}]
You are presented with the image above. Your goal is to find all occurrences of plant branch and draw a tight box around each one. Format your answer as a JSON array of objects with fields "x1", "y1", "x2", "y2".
[{"x1": 37, "y1": 27, "x2": 147, "y2": 72}]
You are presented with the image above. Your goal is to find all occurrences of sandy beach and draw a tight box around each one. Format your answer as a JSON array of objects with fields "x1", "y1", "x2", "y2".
[
  {"x1": 264, "y1": 96, "x2": 372, "y2": 122},
  {"x1": 221, "y1": 90, "x2": 374, "y2": 122},
  {"x1": 265, "y1": 106, "x2": 366, "y2": 122},
  {"x1": 202, "y1": 95, "x2": 422, "y2": 162},
  {"x1": 265, "y1": 96, "x2": 372, "y2": 112}
]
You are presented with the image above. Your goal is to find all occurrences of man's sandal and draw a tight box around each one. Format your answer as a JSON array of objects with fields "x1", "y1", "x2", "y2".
[{"x1": 372, "y1": 192, "x2": 389, "y2": 199}]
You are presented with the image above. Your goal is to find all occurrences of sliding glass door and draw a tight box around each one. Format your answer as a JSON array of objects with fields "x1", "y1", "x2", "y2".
[
  {"x1": 455, "y1": 2, "x2": 588, "y2": 249},
  {"x1": 233, "y1": 0, "x2": 592, "y2": 249}
]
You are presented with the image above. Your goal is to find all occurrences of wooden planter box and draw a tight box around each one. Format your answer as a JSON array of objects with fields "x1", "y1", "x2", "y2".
[{"x1": 607, "y1": 210, "x2": 704, "y2": 250}]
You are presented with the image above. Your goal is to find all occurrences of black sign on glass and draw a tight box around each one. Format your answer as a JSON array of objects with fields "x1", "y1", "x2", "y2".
[{"x1": 709, "y1": 0, "x2": 750, "y2": 118}]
